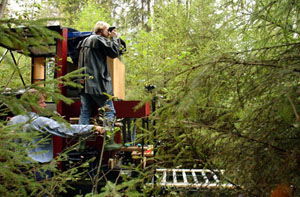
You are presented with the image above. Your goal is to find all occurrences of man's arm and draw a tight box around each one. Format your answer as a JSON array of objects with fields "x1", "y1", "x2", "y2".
[
  {"x1": 97, "y1": 36, "x2": 120, "y2": 59},
  {"x1": 33, "y1": 116, "x2": 103, "y2": 137}
]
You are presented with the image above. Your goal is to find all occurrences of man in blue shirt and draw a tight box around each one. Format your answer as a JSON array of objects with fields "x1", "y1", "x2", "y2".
[{"x1": 8, "y1": 88, "x2": 104, "y2": 164}]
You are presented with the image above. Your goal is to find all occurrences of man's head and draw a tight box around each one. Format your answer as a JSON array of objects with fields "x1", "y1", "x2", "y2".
[
  {"x1": 22, "y1": 89, "x2": 46, "y2": 113},
  {"x1": 94, "y1": 21, "x2": 110, "y2": 38}
]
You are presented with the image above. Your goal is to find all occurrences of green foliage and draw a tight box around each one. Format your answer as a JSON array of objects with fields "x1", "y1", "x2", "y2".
[
  {"x1": 123, "y1": 0, "x2": 300, "y2": 196},
  {"x1": 0, "y1": 14, "x2": 94, "y2": 196},
  {"x1": 0, "y1": 119, "x2": 89, "y2": 196},
  {"x1": 0, "y1": 73, "x2": 92, "y2": 196},
  {"x1": 0, "y1": 17, "x2": 62, "y2": 89},
  {"x1": 67, "y1": 0, "x2": 112, "y2": 32},
  {"x1": 0, "y1": 87, "x2": 87, "y2": 196},
  {"x1": 48, "y1": 0, "x2": 116, "y2": 29},
  {"x1": 5, "y1": 0, "x2": 300, "y2": 196}
]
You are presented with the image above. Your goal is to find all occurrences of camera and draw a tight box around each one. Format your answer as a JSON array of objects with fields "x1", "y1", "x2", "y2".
[{"x1": 108, "y1": 26, "x2": 116, "y2": 32}]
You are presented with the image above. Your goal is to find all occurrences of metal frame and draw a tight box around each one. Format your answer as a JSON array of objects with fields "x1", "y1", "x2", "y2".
[
  {"x1": 0, "y1": 49, "x2": 26, "y2": 88},
  {"x1": 154, "y1": 169, "x2": 234, "y2": 189}
]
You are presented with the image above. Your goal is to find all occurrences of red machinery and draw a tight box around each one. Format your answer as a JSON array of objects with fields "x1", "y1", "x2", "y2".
[{"x1": 0, "y1": 25, "x2": 151, "y2": 170}]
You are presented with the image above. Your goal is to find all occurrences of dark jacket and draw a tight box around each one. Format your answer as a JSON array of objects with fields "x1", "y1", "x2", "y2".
[{"x1": 77, "y1": 34, "x2": 120, "y2": 95}]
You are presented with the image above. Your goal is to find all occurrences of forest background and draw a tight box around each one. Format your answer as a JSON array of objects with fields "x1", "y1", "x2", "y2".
[{"x1": 1, "y1": 0, "x2": 300, "y2": 196}]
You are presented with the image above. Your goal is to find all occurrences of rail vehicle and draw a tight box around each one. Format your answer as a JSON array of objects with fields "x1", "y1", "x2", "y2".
[
  {"x1": 1, "y1": 26, "x2": 236, "y2": 195},
  {"x1": 0, "y1": 25, "x2": 152, "y2": 175}
]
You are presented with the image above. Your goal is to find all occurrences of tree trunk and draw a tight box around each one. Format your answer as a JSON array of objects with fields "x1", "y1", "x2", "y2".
[
  {"x1": 0, "y1": 0, "x2": 8, "y2": 18},
  {"x1": 146, "y1": 0, "x2": 151, "y2": 32}
]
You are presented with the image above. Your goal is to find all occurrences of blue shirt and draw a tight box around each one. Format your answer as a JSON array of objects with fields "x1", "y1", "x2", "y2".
[{"x1": 8, "y1": 112, "x2": 94, "y2": 163}]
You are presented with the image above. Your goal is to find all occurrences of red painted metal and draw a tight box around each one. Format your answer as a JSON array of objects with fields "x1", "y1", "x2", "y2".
[
  {"x1": 53, "y1": 27, "x2": 68, "y2": 162},
  {"x1": 113, "y1": 100, "x2": 151, "y2": 118},
  {"x1": 56, "y1": 27, "x2": 68, "y2": 115}
]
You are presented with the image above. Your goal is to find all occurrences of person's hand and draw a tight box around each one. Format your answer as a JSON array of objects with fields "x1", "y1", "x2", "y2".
[{"x1": 92, "y1": 126, "x2": 104, "y2": 136}]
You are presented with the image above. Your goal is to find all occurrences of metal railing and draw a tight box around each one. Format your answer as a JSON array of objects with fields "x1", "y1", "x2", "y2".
[{"x1": 154, "y1": 169, "x2": 234, "y2": 189}]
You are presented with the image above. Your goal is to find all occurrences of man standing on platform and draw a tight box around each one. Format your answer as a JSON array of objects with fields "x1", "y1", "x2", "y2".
[{"x1": 77, "y1": 21, "x2": 122, "y2": 150}]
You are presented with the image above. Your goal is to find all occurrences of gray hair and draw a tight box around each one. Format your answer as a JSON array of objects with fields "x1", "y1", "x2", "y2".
[
  {"x1": 93, "y1": 21, "x2": 110, "y2": 34},
  {"x1": 22, "y1": 88, "x2": 46, "y2": 100}
]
